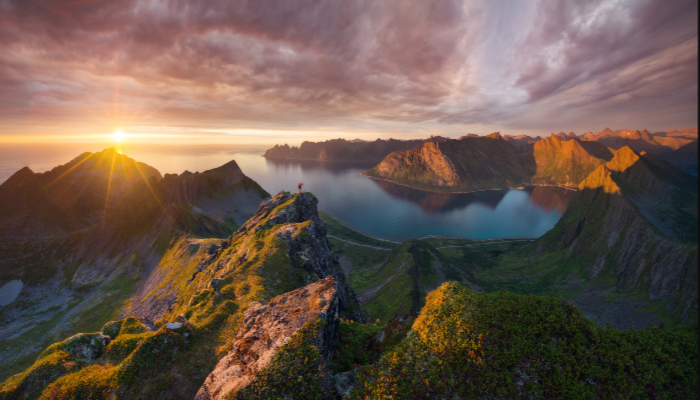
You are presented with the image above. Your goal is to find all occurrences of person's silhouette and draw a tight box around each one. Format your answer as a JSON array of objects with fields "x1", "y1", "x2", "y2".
[{"x1": 298, "y1": 183, "x2": 303, "y2": 193}]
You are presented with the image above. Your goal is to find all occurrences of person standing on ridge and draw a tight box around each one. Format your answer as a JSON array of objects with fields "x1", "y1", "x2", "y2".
[{"x1": 298, "y1": 182, "x2": 303, "y2": 193}]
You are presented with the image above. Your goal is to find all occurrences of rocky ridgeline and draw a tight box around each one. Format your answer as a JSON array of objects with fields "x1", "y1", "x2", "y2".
[
  {"x1": 220, "y1": 191, "x2": 366, "y2": 322},
  {"x1": 196, "y1": 277, "x2": 340, "y2": 399},
  {"x1": 161, "y1": 160, "x2": 246, "y2": 204},
  {"x1": 0, "y1": 148, "x2": 162, "y2": 243},
  {"x1": 0, "y1": 152, "x2": 271, "y2": 383}
]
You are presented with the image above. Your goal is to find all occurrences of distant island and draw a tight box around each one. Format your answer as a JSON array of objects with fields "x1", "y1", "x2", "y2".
[{"x1": 263, "y1": 136, "x2": 448, "y2": 162}]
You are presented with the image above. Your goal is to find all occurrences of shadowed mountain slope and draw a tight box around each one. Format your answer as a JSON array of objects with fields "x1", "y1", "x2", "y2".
[
  {"x1": 537, "y1": 146, "x2": 698, "y2": 320},
  {"x1": 0, "y1": 148, "x2": 161, "y2": 244},
  {"x1": 658, "y1": 140, "x2": 698, "y2": 176}
]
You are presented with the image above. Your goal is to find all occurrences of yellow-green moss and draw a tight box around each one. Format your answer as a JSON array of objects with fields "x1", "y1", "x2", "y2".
[
  {"x1": 352, "y1": 282, "x2": 699, "y2": 399},
  {"x1": 38, "y1": 364, "x2": 116, "y2": 400}
]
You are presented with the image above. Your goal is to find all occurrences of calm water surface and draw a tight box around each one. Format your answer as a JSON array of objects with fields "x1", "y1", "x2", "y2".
[{"x1": 0, "y1": 143, "x2": 574, "y2": 241}]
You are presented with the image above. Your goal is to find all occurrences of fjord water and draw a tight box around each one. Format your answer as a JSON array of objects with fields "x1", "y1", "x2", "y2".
[{"x1": 0, "y1": 143, "x2": 573, "y2": 241}]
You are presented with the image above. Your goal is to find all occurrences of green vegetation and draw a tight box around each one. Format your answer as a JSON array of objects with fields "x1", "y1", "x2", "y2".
[
  {"x1": 0, "y1": 193, "x2": 331, "y2": 399},
  {"x1": 331, "y1": 320, "x2": 383, "y2": 373},
  {"x1": 229, "y1": 320, "x2": 329, "y2": 400},
  {"x1": 39, "y1": 365, "x2": 116, "y2": 400},
  {"x1": 319, "y1": 211, "x2": 396, "y2": 249},
  {"x1": 0, "y1": 267, "x2": 139, "y2": 382},
  {"x1": 2, "y1": 175, "x2": 696, "y2": 400},
  {"x1": 352, "y1": 282, "x2": 698, "y2": 399},
  {"x1": 356, "y1": 240, "x2": 446, "y2": 321},
  {"x1": 0, "y1": 350, "x2": 76, "y2": 400}
]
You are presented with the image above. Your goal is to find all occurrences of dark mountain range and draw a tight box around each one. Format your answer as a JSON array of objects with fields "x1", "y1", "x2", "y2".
[
  {"x1": 0, "y1": 148, "x2": 161, "y2": 243},
  {"x1": 501, "y1": 133, "x2": 541, "y2": 153},
  {"x1": 263, "y1": 138, "x2": 428, "y2": 162},
  {"x1": 658, "y1": 140, "x2": 698, "y2": 175}
]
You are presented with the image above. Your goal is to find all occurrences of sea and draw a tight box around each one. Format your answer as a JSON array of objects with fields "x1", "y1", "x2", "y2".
[{"x1": 0, "y1": 143, "x2": 574, "y2": 242}]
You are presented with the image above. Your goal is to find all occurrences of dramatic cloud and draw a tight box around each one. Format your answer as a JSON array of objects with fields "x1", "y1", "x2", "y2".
[{"x1": 0, "y1": 0, "x2": 696, "y2": 142}]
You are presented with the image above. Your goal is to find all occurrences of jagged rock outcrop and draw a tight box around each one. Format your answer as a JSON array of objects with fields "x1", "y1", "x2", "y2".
[
  {"x1": 195, "y1": 277, "x2": 340, "y2": 400},
  {"x1": 221, "y1": 191, "x2": 366, "y2": 322},
  {"x1": 363, "y1": 136, "x2": 531, "y2": 192}
]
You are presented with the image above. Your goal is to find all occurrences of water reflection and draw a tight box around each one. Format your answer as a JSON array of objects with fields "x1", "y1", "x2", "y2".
[
  {"x1": 370, "y1": 179, "x2": 574, "y2": 216},
  {"x1": 372, "y1": 179, "x2": 508, "y2": 213},
  {"x1": 265, "y1": 158, "x2": 377, "y2": 177},
  {"x1": 528, "y1": 186, "x2": 576, "y2": 213}
]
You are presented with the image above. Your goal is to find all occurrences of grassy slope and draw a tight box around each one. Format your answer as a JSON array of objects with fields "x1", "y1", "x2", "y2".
[
  {"x1": 321, "y1": 213, "x2": 695, "y2": 327},
  {"x1": 0, "y1": 193, "x2": 337, "y2": 399},
  {"x1": 352, "y1": 282, "x2": 698, "y2": 399},
  {"x1": 0, "y1": 267, "x2": 139, "y2": 381}
]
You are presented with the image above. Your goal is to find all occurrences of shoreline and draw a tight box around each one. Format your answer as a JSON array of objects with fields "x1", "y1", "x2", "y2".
[
  {"x1": 322, "y1": 212, "x2": 542, "y2": 244},
  {"x1": 360, "y1": 173, "x2": 579, "y2": 194},
  {"x1": 262, "y1": 155, "x2": 380, "y2": 164}
]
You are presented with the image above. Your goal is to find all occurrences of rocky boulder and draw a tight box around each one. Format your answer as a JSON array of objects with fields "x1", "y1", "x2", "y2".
[{"x1": 195, "y1": 276, "x2": 340, "y2": 400}]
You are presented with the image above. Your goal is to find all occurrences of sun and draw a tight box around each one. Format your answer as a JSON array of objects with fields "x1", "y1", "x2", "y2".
[{"x1": 112, "y1": 129, "x2": 127, "y2": 142}]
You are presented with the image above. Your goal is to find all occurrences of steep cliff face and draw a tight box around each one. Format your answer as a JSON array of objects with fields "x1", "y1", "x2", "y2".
[
  {"x1": 531, "y1": 135, "x2": 614, "y2": 186},
  {"x1": 538, "y1": 146, "x2": 698, "y2": 320},
  {"x1": 212, "y1": 192, "x2": 365, "y2": 322},
  {"x1": 364, "y1": 136, "x2": 531, "y2": 192}
]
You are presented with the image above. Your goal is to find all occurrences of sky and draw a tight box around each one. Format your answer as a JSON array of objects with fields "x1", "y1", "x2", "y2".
[{"x1": 0, "y1": 0, "x2": 697, "y2": 145}]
